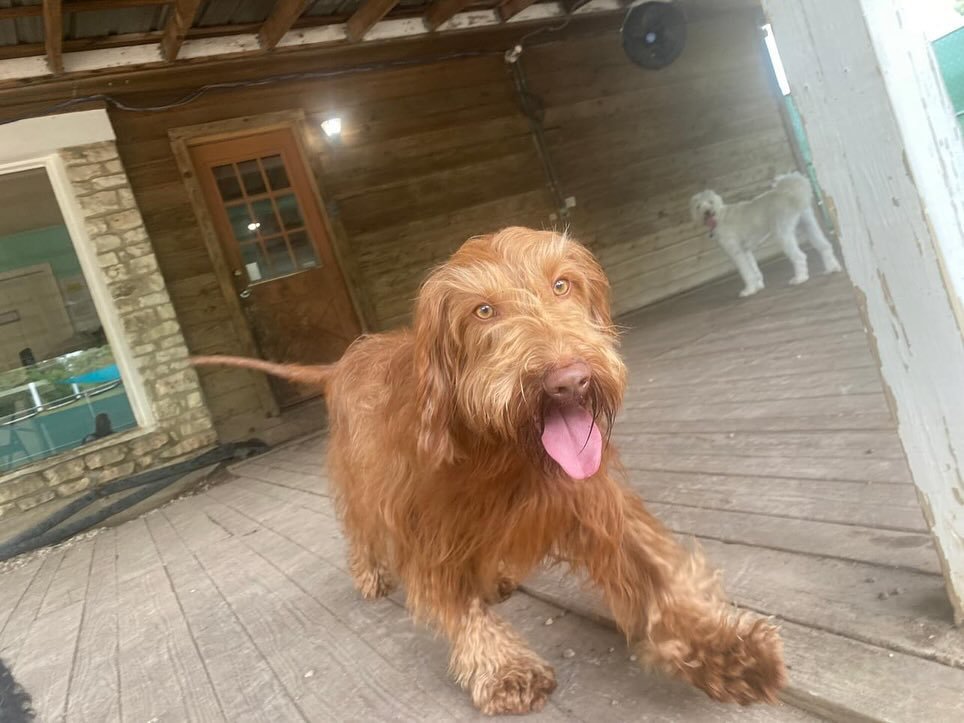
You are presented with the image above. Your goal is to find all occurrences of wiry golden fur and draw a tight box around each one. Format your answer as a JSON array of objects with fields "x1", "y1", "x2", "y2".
[{"x1": 194, "y1": 228, "x2": 786, "y2": 714}]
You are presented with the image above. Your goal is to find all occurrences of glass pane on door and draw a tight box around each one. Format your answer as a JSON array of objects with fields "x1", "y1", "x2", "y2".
[{"x1": 210, "y1": 154, "x2": 322, "y2": 284}]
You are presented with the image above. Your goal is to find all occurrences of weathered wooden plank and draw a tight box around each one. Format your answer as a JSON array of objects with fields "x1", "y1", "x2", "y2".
[
  {"x1": 146, "y1": 510, "x2": 308, "y2": 721},
  {"x1": 629, "y1": 470, "x2": 928, "y2": 532},
  {"x1": 615, "y1": 412, "x2": 893, "y2": 434},
  {"x1": 12, "y1": 600, "x2": 84, "y2": 722},
  {"x1": 646, "y1": 502, "x2": 940, "y2": 574},
  {"x1": 66, "y1": 531, "x2": 121, "y2": 723},
  {"x1": 0, "y1": 551, "x2": 65, "y2": 660},
  {"x1": 42, "y1": 0, "x2": 63, "y2": 74},
  {"x1": 231, "y1": 474, "x2": 333, "y2": 516},
  {"x1": 615, "y1": 429, "x2": 905, "y2": 461},
  {"x1": 259, "y1": 0, "x2": 312, "y2": 50},
  {"x1": 37, "y1": 540, "x2": 93, "y2": 618},
  {"x1": 522, "y1": 566, "x2": 964, "y2": 723},
  {"x1": 346, "y1": 0, "x2": 401, "y2": 42},
  {"x1": 622, "y1": 450, "x2": 912, "y2": 485},
  {"x1": 197, "y1": 486, "x2": 814, "y2": 721},
  {"x1": 424, "y1": 0, "x2": 475, "y2": 30},
  {"x1": 627, "y1": 335, "x2": 876, "y2": 380},
  {"x1": 693, "y1": 539, "x2": 964, "y2": 668},
  {"x1": 0, "y1": 558, "x2": 43, "y2": 634},
  {"x1": 114, "y1": 518, "x2": 223, "y2": 722},
  {"x1": 231, "y1": 459, "x2": 330, "y2": 495},
  {"x1": 499, "y1": 0, "x2": 538, "y2": 21},
  {"x1": 160, "y1": 0, "x2": 203, "y2": 61},
  {"x1": 163, "y1": 498, "x2": 456, "y2": 721}
]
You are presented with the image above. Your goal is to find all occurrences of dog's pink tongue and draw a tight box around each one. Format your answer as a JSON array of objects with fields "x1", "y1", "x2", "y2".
[
  {"x1": 705, "y1": 216, "x2": 718, "y2": 231},
  {"x1": 541, "y1": 405, "x2": 602, "y2": 480}
]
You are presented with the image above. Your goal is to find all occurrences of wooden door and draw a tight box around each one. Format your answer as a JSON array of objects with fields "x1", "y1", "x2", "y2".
[{"x1": 191, "y1": 129, "x2": 361, "y2": 406}]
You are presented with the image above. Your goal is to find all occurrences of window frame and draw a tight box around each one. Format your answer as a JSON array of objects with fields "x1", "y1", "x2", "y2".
[{"x1": 0, "y1": 154, "x2": 154, "y2": 432}]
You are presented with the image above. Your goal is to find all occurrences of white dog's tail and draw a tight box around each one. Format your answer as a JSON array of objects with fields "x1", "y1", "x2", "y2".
[{"x1": 773, "y1": 172, "x2": 812, "y2": 208}]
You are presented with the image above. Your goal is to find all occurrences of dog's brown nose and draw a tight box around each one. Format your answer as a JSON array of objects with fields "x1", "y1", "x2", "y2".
[{"x1": 544, "y1": 362, "x2": 591, "y2": 402}]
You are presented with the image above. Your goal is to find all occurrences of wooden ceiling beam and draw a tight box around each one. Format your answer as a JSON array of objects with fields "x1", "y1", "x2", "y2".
[
  {"x1": 43, "y1": 0, "x2": 63, "y2": 75},
  {"x1": 160, "y1": 0, "x2": 203, "y2": 61},
  {"x1": 424, "y1": 0, "x2": 475, "y2": 31},
  {"x1": 0, "y1": 10, "x2": 626, "y2": 96},
  {"x1": 0, "y1": 0, "x2": 171, "y2": 20},
  {"x1": 499, "y1": 0, "x2": 539, "y2": 22},
  {"x1": 346, "y1": 0, "x2": 400, "y2": 42},
  {"x1": 259, "y1": 0, "x2": 314, "y2": 50}
]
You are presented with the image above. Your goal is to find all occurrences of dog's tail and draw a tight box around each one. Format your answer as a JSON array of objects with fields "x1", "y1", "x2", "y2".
[
  {"x1": 191, "y1": 355, "x2": 333, "y2": 391},
  {"x1": 773, "y1": 171, "x2": 812, "y2": 208}
]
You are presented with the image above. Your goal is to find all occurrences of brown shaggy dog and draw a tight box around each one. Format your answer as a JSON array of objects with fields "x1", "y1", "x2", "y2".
[{"x1": 194, "y1": 227, "x2": 786, "y2": 715}]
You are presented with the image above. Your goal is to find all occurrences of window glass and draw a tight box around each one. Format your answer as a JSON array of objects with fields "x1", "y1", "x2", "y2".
[{"x1": 0, "y1": 168, "x2": 137, "y2": 473}]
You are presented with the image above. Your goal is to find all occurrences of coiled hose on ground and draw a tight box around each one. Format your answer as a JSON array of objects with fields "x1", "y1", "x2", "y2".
[{"x1": 0, "y1": 440, "x2": 268, "y2": 563}]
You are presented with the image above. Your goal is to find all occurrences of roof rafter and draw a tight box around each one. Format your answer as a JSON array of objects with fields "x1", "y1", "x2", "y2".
[
  {"x1": 346, "y1": 0, "x2": 401, "y2": 42},
  {"x1": 424, "y1": 0, "x2": 475, "y2": 31},
  {"x1": 565, "y1": 0, "x2": 593, "y2": 12},
  {"x1": 259, "y1": 0, "x2": 315, "y2": 50},
  {"x1": 499, "y1": 0, "x2": 539, "y2": 21},
  {"x1": 160, "y1": 0, "x2": 204, "y2": 61},
  {"x1": 43, "y1": 0, "x2": 63, "y2": 75}
]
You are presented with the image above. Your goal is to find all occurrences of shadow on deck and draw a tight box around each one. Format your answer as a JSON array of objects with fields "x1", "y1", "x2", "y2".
[{"x1": 1, "y1": 269, "x2": 962, "y2": 721}]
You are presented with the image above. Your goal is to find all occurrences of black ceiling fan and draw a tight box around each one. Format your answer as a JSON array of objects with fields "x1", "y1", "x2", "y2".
[{"x1": 621, "y1": 1, "x2": 688, "y2": 70}]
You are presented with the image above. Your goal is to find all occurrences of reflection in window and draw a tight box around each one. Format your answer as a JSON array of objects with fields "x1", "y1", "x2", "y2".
[{"x1": 0, "y1": 168, "x2": 137, "y2": 473}]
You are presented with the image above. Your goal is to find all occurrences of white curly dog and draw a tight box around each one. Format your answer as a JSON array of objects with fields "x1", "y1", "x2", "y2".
[{"x1": 690, "y1": 172, "x2": 842, "y2": 298}]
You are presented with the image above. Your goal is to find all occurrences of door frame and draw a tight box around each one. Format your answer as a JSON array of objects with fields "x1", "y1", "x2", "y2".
[{"x1": 170, "y1": 110, "x2": 371, "y2": 414}]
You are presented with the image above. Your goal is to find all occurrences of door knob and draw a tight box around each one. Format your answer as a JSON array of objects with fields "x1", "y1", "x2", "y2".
[{"x1": 239, "y1": 289, "x2": 251, "y2": 299}]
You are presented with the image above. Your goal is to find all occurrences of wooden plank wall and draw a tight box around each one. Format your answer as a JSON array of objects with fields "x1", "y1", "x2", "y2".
[
  {"x1": 99, "y1": 8, "x2": 789, "y2": 440},
  {"x1": 524, "y1": 11, "x2": 795, "y2": 315},
  {"x1": 109, "y1": 56, "x2": 555, "y2": 439}
]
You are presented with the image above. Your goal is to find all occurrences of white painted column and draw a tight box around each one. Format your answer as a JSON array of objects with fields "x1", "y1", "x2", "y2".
[{"x1": 761, "y1": 0, "x2": 964, "y2": 622}]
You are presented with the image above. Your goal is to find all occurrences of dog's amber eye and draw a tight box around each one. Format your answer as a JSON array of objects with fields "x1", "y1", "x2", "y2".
[
  {"x1": 552, "y1": 278, "x2": 571, "y2": 296},
  {"x1": 474, "y1": 304, "x2": 495, "y2": 320}
]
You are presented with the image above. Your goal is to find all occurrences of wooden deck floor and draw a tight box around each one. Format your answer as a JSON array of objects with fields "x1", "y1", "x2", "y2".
[{"x1": 2, "y1": 270, "x2": 964, "y2": 722}]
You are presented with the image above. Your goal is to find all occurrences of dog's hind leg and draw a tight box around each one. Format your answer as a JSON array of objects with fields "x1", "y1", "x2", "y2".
[
  {"x1": 779, "y1": 227, "x2": 810, "y2": 285},
  {"x1": 348, "y1": 539, "x2": 397, "y2": 600},
  {"x1": 799, "y1": 207, "x2": 842, "y2": 273},
  {"x1": 566, "y1": 486, "x2": 786, "y2": 705}
]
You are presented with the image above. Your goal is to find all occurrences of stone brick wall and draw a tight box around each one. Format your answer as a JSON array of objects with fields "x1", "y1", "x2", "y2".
[{"x1": 0, "y1": 141, "x2": 217, "y2": 520}]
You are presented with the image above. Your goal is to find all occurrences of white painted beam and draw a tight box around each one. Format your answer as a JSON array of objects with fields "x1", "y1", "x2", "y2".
[
  {"x1": 0, "y1": 0, "x2": 626, "y2": 82},
  {"x1": 762, "y1": 0, "x2": 964, "y2": 622}
]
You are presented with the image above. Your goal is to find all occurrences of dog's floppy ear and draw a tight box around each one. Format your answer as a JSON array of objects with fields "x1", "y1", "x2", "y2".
[{"x1": 412, "y1": 271, "x2": 458, "y2": 468}]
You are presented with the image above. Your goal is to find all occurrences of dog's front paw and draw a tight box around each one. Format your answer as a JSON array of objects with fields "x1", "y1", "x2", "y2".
[
  {"x1": 473, "y1": 659, "x2": 557, "y2": 715},
  {"x1": 789, "y1": 274, "x2": 809, "y2": 286},
  {"x1": 690, "y1": 618, "x2": 787, "y2": 705},
  {"x1": 739, "y1": 285, "x2": 762, "y2": 298},
  {"x1": 825, "y1": 260, "x2": 842, "y2": 274}
]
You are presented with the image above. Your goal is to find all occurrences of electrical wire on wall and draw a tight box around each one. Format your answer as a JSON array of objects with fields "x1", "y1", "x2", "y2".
[
  {"x1": 0, "y1": 50, "x2": 505, "y2": 127},
  {"x1": 505, "y1": 19, "x2": 574, "y2": 222}
]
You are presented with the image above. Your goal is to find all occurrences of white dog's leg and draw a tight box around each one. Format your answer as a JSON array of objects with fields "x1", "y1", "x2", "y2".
[
  {"x1": 779, "y1": 227, "x2": 810, "y2": 285},
  {"x1": 732, "y1": 250, "x2": 764, "y2": 297},
  {"x1": 745, "y1": 252, "x2": 765, "y2": 290},
  {"x1": 800, "y1": 208, "x2": 842, "y2": 273}
]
